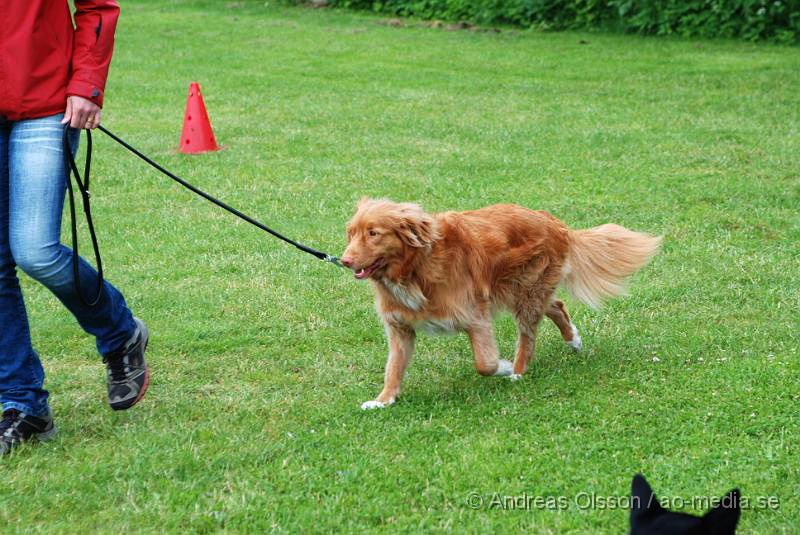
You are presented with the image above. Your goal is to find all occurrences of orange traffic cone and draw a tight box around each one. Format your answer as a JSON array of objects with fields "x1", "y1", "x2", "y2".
[{"x1": 179, "y1": 82, "x2": 220, "y2": 154}]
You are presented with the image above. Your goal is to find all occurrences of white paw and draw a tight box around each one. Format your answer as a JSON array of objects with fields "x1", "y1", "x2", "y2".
[
  {"x1": 361, "y1": 399, "x2": 394, "y2": 410},
  {"x1": 494, "y1": 359, "x2": 514, "y2": 377},
  {"x1": 567, "y1": 324, "x2": 582, "y2": 352},
  {"x1": 508, "y1": 373, "x2": 523, "y2": 381}
]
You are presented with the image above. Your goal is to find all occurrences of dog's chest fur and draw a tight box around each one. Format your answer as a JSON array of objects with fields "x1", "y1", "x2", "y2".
[
  {"x1": 413, "y1": 317, "x2": 457, "y2": 334},
  {"x1": 380, "y1": 278, "x2": 426, "y2": 311},
  {"x1": 378, "y1": 278, "x2": 461, "y2": 335}
]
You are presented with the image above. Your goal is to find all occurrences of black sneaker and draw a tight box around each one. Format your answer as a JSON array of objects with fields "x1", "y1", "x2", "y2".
[
  {"x1": 103, "y1": 317, "x2": 150, "y2": 411},
  {"x1": 0, "y1": 408, "x2": 57, "y2": 455}
]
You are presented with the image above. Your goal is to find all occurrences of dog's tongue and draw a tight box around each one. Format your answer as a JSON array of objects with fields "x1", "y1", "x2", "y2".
[{"x1": 354, "y1": 259, "x2": 381, "y2": 280}]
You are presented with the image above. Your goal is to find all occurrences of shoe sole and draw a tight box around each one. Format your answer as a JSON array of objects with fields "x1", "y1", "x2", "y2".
[
  {"x1": 0, "y1": 426, "x2": 57, "y2": 455},
  {"x1": 131, "y1": 365, "x2": 151, "y2": 408},
  {"x1": 111, "y1": 319, "x2": 150, "y2": 411},
  {"x1": 36, "y1": 425, "x2": 58, "y2": 442}
]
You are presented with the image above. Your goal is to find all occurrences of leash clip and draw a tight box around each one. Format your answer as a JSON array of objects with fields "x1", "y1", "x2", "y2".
[{"x1": 324, "y1": 255, "x2": 346, "y2": 268}]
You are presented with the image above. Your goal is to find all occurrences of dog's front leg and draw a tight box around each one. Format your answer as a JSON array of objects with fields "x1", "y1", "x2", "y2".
[
  {"x1": 467, "y1": 313, "x2": 513, "y2": 378},
  {"x1": 361, "y1": 323, "x2": 416, "y2": 410}
]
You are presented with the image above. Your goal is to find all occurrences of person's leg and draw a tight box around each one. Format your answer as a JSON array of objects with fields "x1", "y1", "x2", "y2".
[
  {"x1": 7, "y1": 115, "x2": 137, "y2": 355},
  {"x1": 0, "y1": 119, "x2": 51, "y2": 417}
]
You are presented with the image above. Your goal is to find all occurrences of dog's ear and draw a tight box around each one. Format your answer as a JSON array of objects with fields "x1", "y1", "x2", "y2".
[
  {"x1": 357, "y1": 197, "x2": 371, "y2": 209},
  {"x1": 395, "y1": 203, "x2": 438, "y2": 248},
  {"x1": 702, "y1": 489, "x2": 741, "y2": 535},
  {"x1": 631, "y1": 474, "x2": 663, "y2": 525}
]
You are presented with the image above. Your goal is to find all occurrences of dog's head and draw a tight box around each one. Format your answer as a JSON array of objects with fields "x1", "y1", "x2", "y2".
[
  {"x1": 630, "y1": 474, "x2": 740, "y2": 535},
  {"x1": 340, "y1": 198, "x2": 438, "y2": 280}
]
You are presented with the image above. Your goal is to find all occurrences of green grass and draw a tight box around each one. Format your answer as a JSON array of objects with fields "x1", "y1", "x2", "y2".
[{"x1": 3, "y1": 1, "x2": 799, "y2": 533}]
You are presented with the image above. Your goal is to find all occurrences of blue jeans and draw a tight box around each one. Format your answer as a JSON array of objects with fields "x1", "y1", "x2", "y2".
[{"x1": 0, "y1": 114, "x2": 136, "y2": 417}]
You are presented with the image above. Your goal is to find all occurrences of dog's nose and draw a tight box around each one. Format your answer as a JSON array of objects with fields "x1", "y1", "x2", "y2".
[{"x1": 340, "y1": 257, "x2": 354, "y2": 268}]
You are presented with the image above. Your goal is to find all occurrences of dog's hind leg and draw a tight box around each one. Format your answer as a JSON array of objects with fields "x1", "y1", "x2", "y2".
[
  {"x1": 511, "y1": 304, "x2": 544, "y2": 379},
  {"x1": 512, "y1": 332, "x2": 536, "y2": 379},
  {"x1": 510, "y1": 264, "x2": 565, "y2": 377},
  {"x1": 546, "y1": 299, "x2": 581, "y2": 351},
  {"x1": 362, "y1": 323, "x2": 415, "y2": 410},
  {"x1": 467, "y1": 308, "x2": 513, "y2": 378}
]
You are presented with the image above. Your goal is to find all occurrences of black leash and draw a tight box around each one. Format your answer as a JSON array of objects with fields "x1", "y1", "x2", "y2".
[{"x1": 63, "y1": 125, "x2": 343, "y2": 307}]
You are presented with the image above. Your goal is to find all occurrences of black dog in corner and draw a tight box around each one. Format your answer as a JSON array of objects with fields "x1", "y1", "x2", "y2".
[{"x1": 630, "y1": 474, "x2": 740, "y2": 534}]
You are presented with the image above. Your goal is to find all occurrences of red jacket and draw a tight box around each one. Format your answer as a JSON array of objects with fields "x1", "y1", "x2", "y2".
[{"x1": 0, "y1": 0, "x2": 120, "y2": 121}]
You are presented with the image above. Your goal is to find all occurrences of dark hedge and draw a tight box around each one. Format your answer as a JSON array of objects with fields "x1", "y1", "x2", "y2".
[{"x1": 327, "y1": 0, "x2": 800, "y2": 43}]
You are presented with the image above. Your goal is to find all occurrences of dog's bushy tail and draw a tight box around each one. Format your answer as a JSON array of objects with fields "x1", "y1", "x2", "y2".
[{"x1": 564, "y1": 224, "x2": 661, "y2": 309}]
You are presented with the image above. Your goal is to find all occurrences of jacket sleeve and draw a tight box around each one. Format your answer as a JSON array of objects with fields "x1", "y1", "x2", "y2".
[{"x1": 66, "y1": 0, "x2": 121, "y2": 108}]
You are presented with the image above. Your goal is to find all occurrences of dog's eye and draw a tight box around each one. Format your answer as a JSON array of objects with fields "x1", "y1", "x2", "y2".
[{"x1": 368, "y1": 230, "x2": 379, "y2": 237}]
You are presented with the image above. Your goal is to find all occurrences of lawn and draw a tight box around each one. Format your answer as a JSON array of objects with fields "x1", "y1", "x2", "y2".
[{"x1": 2, "y1": 0, "x2": 799, "y2": 533}]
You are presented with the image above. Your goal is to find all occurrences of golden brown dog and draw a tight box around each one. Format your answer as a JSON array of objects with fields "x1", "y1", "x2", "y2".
[{"x1": 341, "y1": 199, "x2": 661, "y2": 409}]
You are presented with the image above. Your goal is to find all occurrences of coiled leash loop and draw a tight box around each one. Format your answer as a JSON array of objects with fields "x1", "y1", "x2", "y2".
[
  {"x1": 64, "y1": 125, "x2": 105, "y2": 307},
  {"x1": 64, "y1": 124, "x2": 344, "y2": 307}
]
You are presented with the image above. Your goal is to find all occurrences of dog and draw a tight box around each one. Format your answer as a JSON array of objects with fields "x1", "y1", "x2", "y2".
[
  {"x1": 630, "y1": 474, "x2": 740, "y2": 534},
  {"x1": 340, "y1": 198, "x2": 661, "y2": 409}
]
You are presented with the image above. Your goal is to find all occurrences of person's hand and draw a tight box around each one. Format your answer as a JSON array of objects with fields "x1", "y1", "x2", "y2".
[{"x1": 61, "y1": 95, "x2": 101, "y2": 129}]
